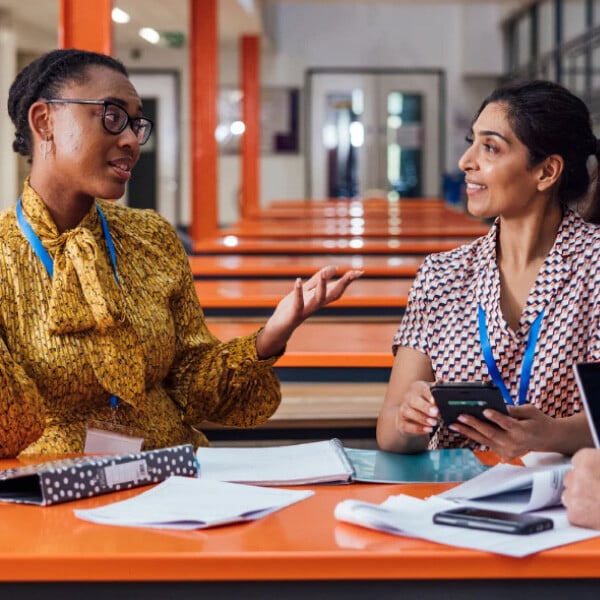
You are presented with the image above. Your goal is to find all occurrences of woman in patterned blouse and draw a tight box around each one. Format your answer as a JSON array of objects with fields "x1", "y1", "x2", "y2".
[
  {"x1": 377, "y1": 80, "x2": 600, "y2": 460},
  {"x1": 2, "y1": 49, "x2": 361, "y2": 457}
]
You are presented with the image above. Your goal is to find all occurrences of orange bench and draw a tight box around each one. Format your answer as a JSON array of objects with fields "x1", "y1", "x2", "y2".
[
  {"x1": 195, "y1": 278, "x2": 411, "y2": 318},
  {"x1": 203, "y1": 319, "x2": 395, "y2": 434},
  {"x1": 207, "y1": 319, "x2": 396, "y2": 370}
]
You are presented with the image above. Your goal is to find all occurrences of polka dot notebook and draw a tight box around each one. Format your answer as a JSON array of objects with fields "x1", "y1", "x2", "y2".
[{"x1": 0, "y1": 444, "x2": 197, "y2": 505}]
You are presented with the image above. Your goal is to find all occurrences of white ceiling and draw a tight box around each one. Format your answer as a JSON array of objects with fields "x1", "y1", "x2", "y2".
[
  {"x1": 0, "y1": 0, "x2": 263, "y2": 50},
  {"x1": 0, "y1": 0, "x2": 526, "y2": 52}
]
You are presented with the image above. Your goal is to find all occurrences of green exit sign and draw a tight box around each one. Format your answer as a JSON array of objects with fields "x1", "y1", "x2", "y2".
[{"x1": 159, "y1": 31, "x2": 185, "y2": 48}]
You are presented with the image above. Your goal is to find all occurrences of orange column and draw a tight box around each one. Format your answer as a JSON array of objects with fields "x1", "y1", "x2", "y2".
[
  {"x1": 189, "y1": 0, "x2": 219, "y2": 243},
  {"x1": 59, "y1": 0, "x2": 113, "y2": 55},
  {"x1": 240, "y1": 35, "x2": 260, "y2": 218}
]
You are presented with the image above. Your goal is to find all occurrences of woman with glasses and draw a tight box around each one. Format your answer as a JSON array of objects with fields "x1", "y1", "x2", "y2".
[{"x1": 2, "y1": 48, "x2": 361, "y2": 457}]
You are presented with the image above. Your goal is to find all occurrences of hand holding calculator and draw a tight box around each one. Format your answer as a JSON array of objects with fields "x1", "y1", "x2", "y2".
[{"x1": 430, "y1": 381, "x2": 508, "y2": 426}]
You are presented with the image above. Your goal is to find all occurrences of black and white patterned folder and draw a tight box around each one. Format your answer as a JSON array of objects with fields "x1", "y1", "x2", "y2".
[{"x1": 0, "y1": 444, "x2": 197, "y2": 505}]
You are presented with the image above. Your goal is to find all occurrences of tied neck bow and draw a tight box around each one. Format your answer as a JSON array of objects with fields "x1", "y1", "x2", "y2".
[
  {"x1": 19, "y1": 182, "x2": 145, "y2": 405},
  {"x1": 46, "y1": 226, "x2": 124, "y2": 334}
]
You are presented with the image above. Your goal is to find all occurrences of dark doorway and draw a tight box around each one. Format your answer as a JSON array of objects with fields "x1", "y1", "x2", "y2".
[{"x1": 128, "y1": 97, "x2": 157, "y2": 210}]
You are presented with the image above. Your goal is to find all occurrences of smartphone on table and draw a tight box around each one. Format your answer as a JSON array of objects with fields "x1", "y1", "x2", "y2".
[
  {"x1": 432, "y1": 506, "x2": 554, "y2": 535},
  {"x1": 430, "y1": 381, "x2": 508, "y2": 426}
]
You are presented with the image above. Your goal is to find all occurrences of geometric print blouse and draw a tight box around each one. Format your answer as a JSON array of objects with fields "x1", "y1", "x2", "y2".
[
  {"x1": 394, "y1": 209, "x2": 600, "y2": 449},
  {"x1": 0, "y1": 180, "x2": 281, "y2": 457}
]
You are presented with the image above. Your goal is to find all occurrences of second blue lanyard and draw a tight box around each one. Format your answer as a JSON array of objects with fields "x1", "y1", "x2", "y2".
[{"x1": 478, "y1": 304, "x2": 544, "y2": 406}]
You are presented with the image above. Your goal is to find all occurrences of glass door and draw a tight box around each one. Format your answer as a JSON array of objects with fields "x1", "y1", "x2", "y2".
[{"x1": 307, "y1": 70, "x2": 443, "y2": 199}]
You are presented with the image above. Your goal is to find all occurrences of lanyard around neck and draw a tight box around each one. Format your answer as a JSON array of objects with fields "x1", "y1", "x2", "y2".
[
  {"x1": 16, "y1": 198, "x2": 119, "y2": 284},
  {"x1": 477, "y1": 304, "x2": 544, "y2": 406},
  {"x1": 16, "y1": 197, "x2": 121, "y2": 411}
]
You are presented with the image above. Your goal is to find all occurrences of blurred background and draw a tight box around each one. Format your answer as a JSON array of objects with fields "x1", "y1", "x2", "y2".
[{"x1": 0, "y1": 0, "x2": 597, "y2": 229}]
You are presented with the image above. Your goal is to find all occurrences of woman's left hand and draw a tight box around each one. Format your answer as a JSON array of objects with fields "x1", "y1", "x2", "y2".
[
  {"x1": 256, "y1": 265, "x2": 363, "y2": 359},
  {"x1": 448, "y1": 404, "x2": 557, "y2": 461}
]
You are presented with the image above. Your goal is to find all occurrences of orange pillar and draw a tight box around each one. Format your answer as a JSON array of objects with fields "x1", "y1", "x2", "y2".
[
  {"x1": 240, "y1": 35, "x2": 260, "y2": 218},
  {"x1": 59, "y1": 0, "x2": 113, "y2": 55},
  {"x1": 189, "y1": 0, "x2": 219, "y2": 243}
]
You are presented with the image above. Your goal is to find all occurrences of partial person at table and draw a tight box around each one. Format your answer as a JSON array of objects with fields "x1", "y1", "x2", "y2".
[
  {"x1": 1, "y1": 48, "x2": 362, "y2": 457},
  {"x1": 562, "y1": 448, "x2": 600, "y2": 529},
  {"x1": 377, "y1": 80, "x2": 600, "y2": 460}
]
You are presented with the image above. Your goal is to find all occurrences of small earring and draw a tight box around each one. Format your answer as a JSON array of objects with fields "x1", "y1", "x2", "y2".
[{"x1": 40, "y1": 136, "x2": 53, "y2": 160}]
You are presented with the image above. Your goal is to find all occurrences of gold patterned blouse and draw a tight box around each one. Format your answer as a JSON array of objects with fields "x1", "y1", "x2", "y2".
[{"x1": 0, "y1": 180, "x2": 281, "y2": 457}]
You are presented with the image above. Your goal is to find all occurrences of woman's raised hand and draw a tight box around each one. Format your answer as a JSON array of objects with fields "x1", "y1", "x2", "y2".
[{"x1": 255, "y1": 265, "x2": 363, "y2": 359}]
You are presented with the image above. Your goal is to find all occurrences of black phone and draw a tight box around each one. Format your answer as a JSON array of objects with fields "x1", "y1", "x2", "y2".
[
  {"x1": 432, "y1": 506, "x2": 554, "y2": 535},
  {"x1": 430, "y1": 381, "x2": 508, "y2": 426}
]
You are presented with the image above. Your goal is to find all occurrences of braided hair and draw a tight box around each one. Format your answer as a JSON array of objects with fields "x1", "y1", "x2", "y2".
[{"x1": 7, "y1": 49, "x2": 128, "y2": 160}]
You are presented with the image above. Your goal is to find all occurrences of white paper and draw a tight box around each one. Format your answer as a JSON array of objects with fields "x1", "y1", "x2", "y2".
[
  {"x1": 520, "y1": 451, "x2": 572, "y2": 468},
  {"x1": 334, "y1": 494, "x2": 600, "y2": 557},
  {"x1": 195, "y1": 439, "x2": 354, "y2": 485},
  {"x1": 74, "y1": 476, "x2": 313, "y2": 529},
  {"x1": 439, "y1": 462, "x2": 571, "y2": 512}
]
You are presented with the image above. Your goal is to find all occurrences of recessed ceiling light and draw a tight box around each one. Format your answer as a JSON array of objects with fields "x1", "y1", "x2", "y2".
[
  {"x1": 139, "y1": 27, "x2": 161, "y2": 45},
  {"x1": 112, "y1": 7, "x2": 131, "y2": 24}
]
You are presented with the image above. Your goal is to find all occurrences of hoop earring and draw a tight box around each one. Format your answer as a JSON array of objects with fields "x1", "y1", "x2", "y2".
[{"x1": 40, "y1": 136, "x2": 53, "y2": 160}]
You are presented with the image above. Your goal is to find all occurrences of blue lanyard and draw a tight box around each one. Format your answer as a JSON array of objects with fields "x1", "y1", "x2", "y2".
[
  {"x1": 477, "y1": 304, "x2": 544, "y2": 406},
  {"x1": 16, "y1": 198, "x2": 119, "y2": 284},
  {"x1": 16, "y1": 198, "x2": 120, "y2": 410}
]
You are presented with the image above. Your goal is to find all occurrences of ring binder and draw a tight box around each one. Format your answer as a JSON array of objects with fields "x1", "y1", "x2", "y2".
[{"x1": 0, "y1": 444, "x2": 197, "y2": 505}]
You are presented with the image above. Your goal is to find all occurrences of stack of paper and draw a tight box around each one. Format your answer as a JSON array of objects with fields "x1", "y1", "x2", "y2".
[
  {"x1": 74, "y1": 476, "x2": 313, "y2": 530},
  {"x1": 439, "y1": 462, "x2": 571, "y2": 513},
  {"x1": 334, "y1": 494, "x2": 600, "y2": 557},
  {"x1": 196, "y1": 439, "x2": 354, "y2": 485},
  {"x1": 334, "y1": 461, "x2": 600, "y2": 556}
]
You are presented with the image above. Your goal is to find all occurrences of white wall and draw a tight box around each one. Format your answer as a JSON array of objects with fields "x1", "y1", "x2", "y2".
[
  {"x1": 252, "y1": 1, "x2": 509, "y2": 214},
  {"x1": 0, "y1": 11, "x2": 17, "y2": 209},
  {"x1": 0, "y1": 1, "x2": 518, "y2": 226},
  {"x1": 0, "y1": 12, "x2": 55, "y2": 208}
]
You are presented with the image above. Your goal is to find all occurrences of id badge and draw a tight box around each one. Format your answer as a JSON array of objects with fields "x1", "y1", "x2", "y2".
[{"x1": 84, "y1": 419, "x2": 145, "y2": 454}]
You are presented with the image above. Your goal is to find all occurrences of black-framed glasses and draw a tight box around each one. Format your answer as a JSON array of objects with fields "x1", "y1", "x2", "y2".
[{"x1": 44, "y1": 99, "x2": 153, "y2": 145}]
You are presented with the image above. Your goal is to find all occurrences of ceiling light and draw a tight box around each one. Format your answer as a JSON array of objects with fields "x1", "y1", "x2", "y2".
[
  {"x1": 237, "y1": 0, "x2": 254, "y2": 13},
  {"x1": 139, "y1": 27, "x2": 161, "y2": 45},
  {"x1": 111, "y1": 8, "x2": 131, "y2": 24}
]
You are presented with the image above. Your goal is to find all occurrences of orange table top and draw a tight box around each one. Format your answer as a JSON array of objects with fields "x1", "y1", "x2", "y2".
[
  {"x1": 192, "y1": 236, "x2": 473, "y2": 255},
  {"x1": 264, "y1": 198, "x2": 446, "y2": 209},
  {"x1": 251, "y1": 206, "x2": 464, "y2": 219},
  {"x1": 188, "y1": 254, "x2": 424, "y2": 279},
  {"x1": 1, "y1": 456, "x2": 600, "y2": 583},
  {"x1": 194, "y1": 278, "x2": 411, "y2": 309},
  {"x1": 221, "y1": 219, "x2": 489, "y2": 239},
  {"x1": 254, "y1": 198, "x2": 469, "y2": 216}
]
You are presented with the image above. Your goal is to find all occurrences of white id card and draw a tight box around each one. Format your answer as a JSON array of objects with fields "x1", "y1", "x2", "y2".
[{"x1": 84, "y1": 420, "x2": 144, "y2": 454}]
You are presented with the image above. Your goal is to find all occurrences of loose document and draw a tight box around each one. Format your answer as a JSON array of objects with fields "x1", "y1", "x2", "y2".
[
  {"x1": 74, "y1": 476, "x2": 312, "y2": 530},
  {"x1": 335, "y1": 459, "x2": 600, "y2": 557}
]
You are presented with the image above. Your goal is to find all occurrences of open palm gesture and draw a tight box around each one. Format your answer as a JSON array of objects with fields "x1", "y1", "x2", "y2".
[{"x1": 256, "y1": 265, "x2": 363, "y2": 358}]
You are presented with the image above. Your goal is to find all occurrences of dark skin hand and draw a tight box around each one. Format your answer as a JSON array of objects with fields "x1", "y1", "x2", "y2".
[{"x1": 449, "y1": 404, "x2": 591, "y2": 461}]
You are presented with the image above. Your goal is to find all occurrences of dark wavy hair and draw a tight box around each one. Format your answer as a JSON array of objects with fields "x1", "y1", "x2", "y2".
[
  {"x1": 7, "y1": 48, "x2": 128, "y2": 160},
  {"x1": 475, "y1": 80, "x2": 600, "y2": 222}
]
